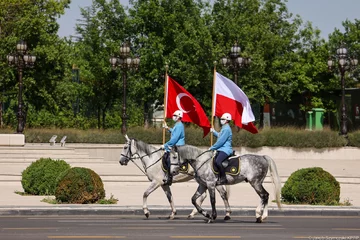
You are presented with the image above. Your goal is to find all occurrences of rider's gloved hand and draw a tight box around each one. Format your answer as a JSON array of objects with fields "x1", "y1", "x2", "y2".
[
  {"x1": 160, "y1": 145, "x2": 165, "y2": 150},
  {"x1": 210, "y1": 128, "x2": 214, "y2": 133},
  {"x1": 162, "y1": 123, "x2": 168, "y2": 129}
]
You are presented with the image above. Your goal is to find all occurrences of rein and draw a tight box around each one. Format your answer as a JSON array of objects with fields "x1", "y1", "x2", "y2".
[
  {"x1": 179, "y1": 149, "x2": 213, "y2": 175},
  {"x1": 122, "y1": 141, "x2": 163, "y2": 175}
]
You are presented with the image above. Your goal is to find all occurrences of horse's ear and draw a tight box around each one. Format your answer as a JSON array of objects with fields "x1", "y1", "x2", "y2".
[{"x1": 124, "y1": 134, "x2": 130, "y2": 142}]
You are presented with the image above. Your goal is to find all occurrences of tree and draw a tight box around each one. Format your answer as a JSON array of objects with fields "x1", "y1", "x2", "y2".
[
  {"x1": 211, "y1": 0, "x2": 303, "y2": 103},
  {"x1": 75, "y1": 0, "x2": 129, "y2": 129},
  {"x1": 0, "y1": 0, "x2": 71, "y2": 129},
  {"x1": 128, "y1": 0, "x2": 215, "y2": 126}
]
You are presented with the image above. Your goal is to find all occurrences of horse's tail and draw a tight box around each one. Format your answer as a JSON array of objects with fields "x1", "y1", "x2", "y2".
[{"x1": 264, "y1": 155, "x2": 282, "y2": 210}]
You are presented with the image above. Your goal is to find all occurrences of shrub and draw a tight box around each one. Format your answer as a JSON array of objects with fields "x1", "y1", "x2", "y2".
[
  {"x1": 281, "y1": 167, "x2": 340, "y2": 205},
  {"x1": 21, "y1": 158, "x2": 71, "y2": 195},
  {"x1": 348, "y1": 131, "x2": 360, "y2": 147},
  {"x1": 55, "y1": 167, "x2": 105, "y2": 204},
  {"x1": 5, "y1": 126, "x2": 356, "y2": 148}
]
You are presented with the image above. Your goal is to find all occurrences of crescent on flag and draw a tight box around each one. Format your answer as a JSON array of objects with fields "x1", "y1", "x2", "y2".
[{"x1": 176, "y1": 93, "x2": 192, "y2": 113}]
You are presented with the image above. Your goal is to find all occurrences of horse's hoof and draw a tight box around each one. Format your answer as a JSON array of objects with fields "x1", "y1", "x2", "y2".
[
  {"x1": 224, "y1": 216, "x2": 231, "y2": 221},
  {"x1": 145, "y1": 213, "x2": 150, "y2": 219},
  {"x1": 169, "y1": 215, "x2": 175, "y2": 220},
  {"x1": 205, "y1": 213, "x2": 211, "y2": 219},
  {"x1": 207, "y1": 219, "x2": 214, "y2": 223},
  {"x1": 187, "y1": 215, "x2": 195, "y2": 219},
  {"x1": 255, "y1": 217, "x2": 263, "y2": 223}
]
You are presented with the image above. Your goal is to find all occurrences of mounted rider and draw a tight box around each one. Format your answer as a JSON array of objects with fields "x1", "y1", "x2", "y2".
[
  {"x1": 209, "y1": 112, "x2": 233, "y2": 185},
  {"x1": 161, "y1": 110, "x2": 185, "y2": 186}
]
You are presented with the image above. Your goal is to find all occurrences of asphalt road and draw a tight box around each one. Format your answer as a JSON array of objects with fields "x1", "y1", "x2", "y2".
[{"x1": 0, "y1": 215, "x2": 360, "y2": 240}]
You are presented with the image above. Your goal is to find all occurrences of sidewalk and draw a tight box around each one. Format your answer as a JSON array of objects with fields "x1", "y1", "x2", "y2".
[{"x1": 0, "y1": 179, "x2": 359, "y2": 216}]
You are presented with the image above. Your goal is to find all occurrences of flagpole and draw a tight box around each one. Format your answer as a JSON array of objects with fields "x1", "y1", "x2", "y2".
[
  {"x1": 210, "y1": 61, "x2": 217, "y2": 146},
  {"x1": 163, "y1": 63, "x2": 169, "y2": 144}
]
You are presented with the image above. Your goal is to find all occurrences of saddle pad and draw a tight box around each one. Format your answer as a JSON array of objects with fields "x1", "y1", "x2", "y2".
[
  {"x1": 179, "y1": 162, "x2": 190, "y2": 174},
  {"x1": 161, "y1": 153, "x2": 189, "y2": 174},
  {"x1": 212, "y1": 155, "x2": 241, "y2": 176}
]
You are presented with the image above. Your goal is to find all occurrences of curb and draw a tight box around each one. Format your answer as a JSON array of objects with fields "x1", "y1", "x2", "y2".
[{"x1": 0, "y1": 206, "x2": 359, "y2": 216}]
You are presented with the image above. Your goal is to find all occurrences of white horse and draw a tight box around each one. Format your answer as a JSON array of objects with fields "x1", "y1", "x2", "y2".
[
  {"x1": 119, "y1": 135, "x2": 232, "y2": 220},
  {"x1": 170, "y1": 145, "x2": 282, "y2": 223}
]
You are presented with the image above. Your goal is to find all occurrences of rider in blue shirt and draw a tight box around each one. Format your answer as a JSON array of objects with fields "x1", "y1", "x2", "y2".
[
  {"x1": 162, "y1": 110, "x2": 185, "y2": 185},
  {"x1": 209, "y1": 113, "x2": 233, "y2": 185}
]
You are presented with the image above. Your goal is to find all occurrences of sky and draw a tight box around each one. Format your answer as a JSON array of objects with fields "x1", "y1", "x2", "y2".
[{"x1": 57, "y1": 0, "x2": 360, "y2": 40}]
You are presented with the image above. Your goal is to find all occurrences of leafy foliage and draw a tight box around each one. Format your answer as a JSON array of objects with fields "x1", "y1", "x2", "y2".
[
  {"x1": 0, "y1": 0, "x2": 359, "y2": 133},
  {"x1": 348, "y1": 131, "x2": 360, "y2": 147},
  {"x1": 281, "y1": 167, "x2": 340, "y2": 205},
  {"x1": 0, "y1": 0, "x2": 72, "y2": 128},
  {"x1": 55, "y1": 167, "x2": 105, "y2": 204},
  {"x1": 21, "y1": 158, "x2": 71, "y2": 195}
]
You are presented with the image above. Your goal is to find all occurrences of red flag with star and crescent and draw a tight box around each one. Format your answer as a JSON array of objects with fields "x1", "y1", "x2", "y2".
[{"x1": 165, "y1": 76, "x2": 211, "y2": 137}]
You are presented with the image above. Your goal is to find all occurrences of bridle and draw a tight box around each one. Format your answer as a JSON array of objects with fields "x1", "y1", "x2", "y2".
[{"x1": 120, "y1": 139, "x2": 163, "y2": 175}]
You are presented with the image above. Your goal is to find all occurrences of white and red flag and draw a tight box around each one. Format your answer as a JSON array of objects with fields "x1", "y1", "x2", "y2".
[
  {"x1": 165, "y1": 76, "x2": 211, "y2": 137},
  {"x1": 212, "y1": 72, "x2": 258, "y2": 134}
]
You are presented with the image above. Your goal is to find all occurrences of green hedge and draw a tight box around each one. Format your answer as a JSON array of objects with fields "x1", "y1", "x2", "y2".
[
  {"x1": 281, "y1": 167, "x2": 340, "y2": 205},
  {"x1": 55, "y1": 167, "x2": 105, "y2": 204},
  {"x1": 21, "y1": 158, "x2": 71, "y2": 195},
  {"x1": 1, "y1": 126, "x2": 360, "y2": 148}
]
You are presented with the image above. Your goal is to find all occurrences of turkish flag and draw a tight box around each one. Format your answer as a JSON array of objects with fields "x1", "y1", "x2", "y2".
[
  {"x1": 166, "y1": 76, "x2": 211, "y2": 137},
  {"x1": 213, "y1": 72, "x2": 258, "y2": 134}
]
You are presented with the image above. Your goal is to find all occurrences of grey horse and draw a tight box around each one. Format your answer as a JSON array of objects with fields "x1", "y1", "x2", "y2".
[
  {"x1": 170, "y1": 144, "x2": 282, "y2": 223},
  {"x1": 119, "y1": 135, "x2": 232, "y2": 220}
]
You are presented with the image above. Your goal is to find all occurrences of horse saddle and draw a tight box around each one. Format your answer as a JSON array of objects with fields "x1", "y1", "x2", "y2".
[
  {"x1": 212, "y1": 155, "x2": 241, "y2": 176},
  {"x1": 161, "y1": 153, "x2": 190, "y2": 174}
]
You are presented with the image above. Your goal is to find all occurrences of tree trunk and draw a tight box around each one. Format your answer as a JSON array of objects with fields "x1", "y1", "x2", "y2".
[
  {"x1": 102, "y1": 109, "x2": 106, "y2": 129},
  {"x1": 97, "y1": 106, "x2": 101, "y2": 129},
  {"x1": 259, "y1": 105, "x2": 264, "y2": 129},
  {"x1": 0, "y1": 101, "x2": 3, "y2": 128},
  {"x1": 143, "y1": 102, "x2": 149, "y2": 129}
]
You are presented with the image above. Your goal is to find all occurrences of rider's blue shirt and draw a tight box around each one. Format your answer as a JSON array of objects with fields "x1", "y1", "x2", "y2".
[
  {"x1": 164, "y1": 121, "x2": 185, "y2": 152},
  {"x1": 210, "y1": 123, "x2": 233, "y2": 155}
]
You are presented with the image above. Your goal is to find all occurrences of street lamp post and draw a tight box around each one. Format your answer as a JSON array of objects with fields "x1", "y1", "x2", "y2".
[
  {"x1": 327, "y1": 44, "x2": 358, "y2": 136},
  {"x1": 220, "y1": 41, "x2": 251, "y2": 85},
  {"x1": 7, "y1": 40, "x2": 36, "y2": 134},
  {"x1": 110, "y1": 42, "x2": 140, "y2": 134}
]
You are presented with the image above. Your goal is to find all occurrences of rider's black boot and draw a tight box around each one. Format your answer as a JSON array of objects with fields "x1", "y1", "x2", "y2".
[
  {"x1": 216, "y1": 167, "x2": 227, "y2": 185},
  {"x1": 163, "y1": 173, "x2": 173, "y2": 186},
  {"x1": 167, "y1": 174, "x2": 173, "y2": 186},
  {"x1": 163, "y1": 164, "x2": 173, "y2": 186}
]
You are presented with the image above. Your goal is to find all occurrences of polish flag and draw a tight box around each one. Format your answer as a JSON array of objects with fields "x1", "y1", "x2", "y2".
[
  {"x1": 166, "y1": 76, "x2": 211, "y2": 137},
  {"x1": 213, "y1": 72, "x2": 258, "y2": 134}
]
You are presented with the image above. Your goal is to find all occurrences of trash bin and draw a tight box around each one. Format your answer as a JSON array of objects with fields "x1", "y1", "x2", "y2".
[
  {"x1": 306, "y1": 111, "x2": 313, "y2": 131},
  {"x1": 312, "y1": 108, "x2": 325, "y2": 130}
]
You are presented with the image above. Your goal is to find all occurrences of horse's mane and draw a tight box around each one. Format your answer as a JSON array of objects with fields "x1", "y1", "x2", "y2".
[
  {"x1": 133, "y1": 139, "x2": 157, "y2": 155},
  {"x1": 176, "y1": 145, "x2": 204, "y2": 160}
]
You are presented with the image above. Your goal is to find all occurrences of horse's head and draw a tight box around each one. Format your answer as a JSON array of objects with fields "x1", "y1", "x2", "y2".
[{"x1": 119, "y1": 135, "x2": 136, "y2": 166}]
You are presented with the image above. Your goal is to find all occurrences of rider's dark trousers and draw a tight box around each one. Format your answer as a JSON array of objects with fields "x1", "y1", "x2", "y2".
[{"x1": 215, "y1": 151, "x2": 229, "y2": 178}]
